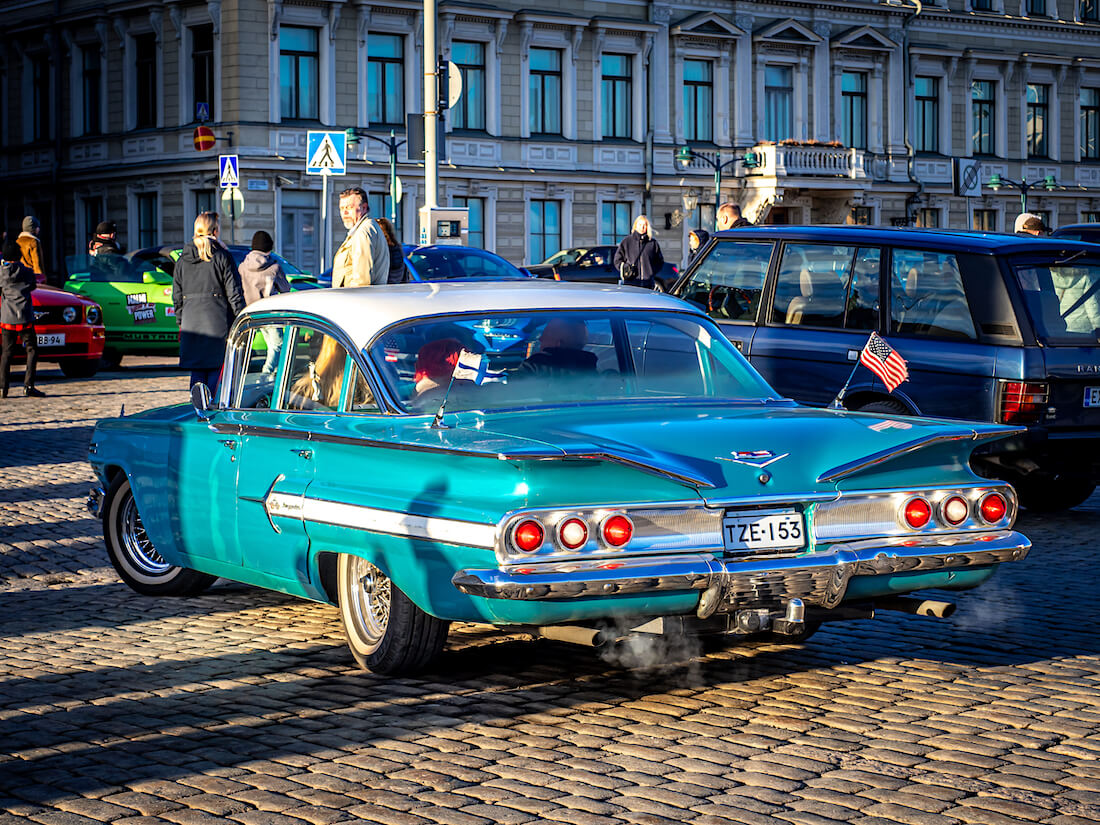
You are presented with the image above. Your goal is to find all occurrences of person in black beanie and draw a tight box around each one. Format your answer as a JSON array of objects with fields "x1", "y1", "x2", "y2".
[
  {"x1": 88, "y1": 221, "x2": 122, "y2": 256},
  {"x1": 238, "y1": 230, "x2": 290, "y2": 373},
  {"x1": 0, "y1": 240, "x2": 44, "y2": 397}
]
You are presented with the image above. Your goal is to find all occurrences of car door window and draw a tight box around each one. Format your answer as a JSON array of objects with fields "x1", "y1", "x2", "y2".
[
  {"x1": 678, "y1": 241, "x2": 774, "y2": 322},
  {"x1": 232, "y1": 324, "x2": 287, "y2": 409},
  {"x1": 845, "y1": 248, "x2": 881, "y2": 330},
  {"x1": 890, "y1": 249, "x2": 977, "y2": 340},
  {"x1": 773, "y1": 245, "x2": 850, "y2": 328},
  {"x1": 345, "y1": 362, "x2": 379, "y2": 411},
  {"x1": 279, "y1": 327, "x2": 351, "y2": 412}
]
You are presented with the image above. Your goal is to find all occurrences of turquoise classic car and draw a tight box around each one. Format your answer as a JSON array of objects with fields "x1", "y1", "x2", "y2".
[{"x1": 87, "y1": 282, "x2": 1031, "y2": 675}]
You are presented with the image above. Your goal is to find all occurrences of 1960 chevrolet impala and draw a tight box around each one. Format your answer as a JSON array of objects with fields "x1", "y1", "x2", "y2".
[{"x1": 88, "y1": 282, "x2": 1031, "y2": 674}]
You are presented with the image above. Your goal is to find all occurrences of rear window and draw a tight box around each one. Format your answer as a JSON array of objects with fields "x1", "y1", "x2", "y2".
[{"x1": 1012, "y1": 258, "x2": 1100, "y2": 344}]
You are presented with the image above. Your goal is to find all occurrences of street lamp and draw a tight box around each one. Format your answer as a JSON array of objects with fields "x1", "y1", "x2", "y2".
[
  {"x1": 676, "y1": 146, "x2": 759, "y2": 230},
  {"x1": 346, "y1": 128, "x2": 407, "y2": 235},
  {"x1": 987, "y1": 173, "x2": 1058, "y2": 213}
]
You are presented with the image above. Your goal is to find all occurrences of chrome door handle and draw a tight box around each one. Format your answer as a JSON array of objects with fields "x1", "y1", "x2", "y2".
[
  {"x1": 219, "y1": 439, "x2": 237, "y2": 450},
  {"x1": 293, "y1": 449, "x2": 313, "y2": 460}
]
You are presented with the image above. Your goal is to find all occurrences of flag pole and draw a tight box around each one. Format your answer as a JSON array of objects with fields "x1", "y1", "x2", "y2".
[
  {"x1": 829, "y1": 332, "x2": 874, "y2": 410},
  {"x1": 431, "y1": 370, "x2": 458, "y2": 429}
]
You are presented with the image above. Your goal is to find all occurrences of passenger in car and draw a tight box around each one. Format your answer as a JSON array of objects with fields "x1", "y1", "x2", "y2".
[
  {"x1": 516, "y1": 318, "x2": 598, "y2": 376},
  {"x1": 412, "y1": 338, "x2": 464, "y2": 402},
  {"x1": 287, "y1": 336, "x2": 349, "y2": 411}
]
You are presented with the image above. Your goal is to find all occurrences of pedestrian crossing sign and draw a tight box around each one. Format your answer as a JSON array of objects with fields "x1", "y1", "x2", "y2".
[
  {"x1": 219, "y1": 154, "x2": 239, "y2": 188},
  {"x1": 306, "y1": 131, "x2": 347, "y2": 176}
]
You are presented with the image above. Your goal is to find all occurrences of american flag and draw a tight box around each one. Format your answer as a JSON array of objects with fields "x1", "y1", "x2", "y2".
[{"x1": 860, "y1": 332, "x2": 909, "y2": 392}]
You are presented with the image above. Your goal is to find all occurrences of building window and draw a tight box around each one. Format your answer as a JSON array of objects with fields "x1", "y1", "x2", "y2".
[
  {"x1": 972, "y1": 80, "x2": 995, "y2": 155},
  {"x1": 764, "y1": 65, "x2": 793, "y2": 142},
  {"x1": 192, "y1": 25, "x2": 215, "y2": 121},
  {"x1": 368, "y1": 193, "x2": 400, "y2": 235},
  {"x1": 81, "y1": 46, "x2": 101, "y2": 135},
  {"x1": 452, "y1": 197, "x2": 484, "y2": 249},
  {"x1": 916, "y1": 208, "x2": 939, "y2": 228},
  {"x1": 1082, "y1": 211, "x2": 1100, "y2": 222},
  {"x1": 31, "y1": 54, "x2": 50, "y2": 141},
  {"x1": 1027, "y1": 84, "x2": 1049, "y2": 158},
  {"x1": 601, "y1": 54, "x2": 632, "y2": 139},
  {"x1": 600, "y1": 201, "x2": 632, "y2": 245},
  {"x1": 528, "y1": 200, "x2": 560, "y2": 264},
  {"x1": 914, "y1": 76, "x2": 938, "y2": 153},
  {"x1": 81, "y1": 197, "x2": 104, "y2": 244},
  {"x1": 280, "y1": 26, "x2": 319, "y2": 121},
  {"x1": 134, "y1": 34, "x2": 157, "y2": 129},
  {"x1": 529, "y1": 48, "x2": 562, "y2": 136},
  {"x1": 683, "y1": 59, "x2": 713, "y2": 143},
  {"x1": 136, "y1": 193, "x2": 158, "y2": 249},
  {"x1": 1082, "y1": 88, "x2": 1099, "y2": 160},
  {"x1": 368, "y1": 34, "x2": 404, "y2": 127},
  {"x1": 973, "y1": 209, "x2": 997, "y2": 231},
  {"x1": 452, "y1": 41, "x2": 485, "y2": 131},
  {"x1": 194, "y1": 190, "x2": 216, "y2": 219},
  {"x1": 1084, "y1": 0, "x2": 1099, "y2": 21},
  {"x1": 841, "y1": 71, "x2": 868, "y2": 150},
  {"x1": 1026, "y1": 0, "x2": 1047, "y2": 14},
  {"x1": 850, "y1": 207, "x2": 872, "y2": 225},
  {"x1": 972, "y1": 0, "x2": 993, "y2": 10}
]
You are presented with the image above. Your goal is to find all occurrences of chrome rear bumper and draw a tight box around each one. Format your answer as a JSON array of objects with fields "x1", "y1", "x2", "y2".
[
  {"x1": 451, "y1": 530, "x2": 1030, "y2": 612},
  {"x1": 87, "y1": 486, "x2": 104, "y2": 518}
]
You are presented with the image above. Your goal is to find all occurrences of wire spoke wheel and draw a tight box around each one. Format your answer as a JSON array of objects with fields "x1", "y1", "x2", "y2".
[
  {"x1": 345, "y1": 557, "x2": 392, "y2": 652},
  {"x1": 120, "y1": 495, "x2": 170, "y2": 576}
]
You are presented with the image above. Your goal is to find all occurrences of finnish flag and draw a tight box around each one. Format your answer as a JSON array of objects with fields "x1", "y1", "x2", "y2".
[{"x1": 452, "y1": 350, "x2": 505, "y2": 384}]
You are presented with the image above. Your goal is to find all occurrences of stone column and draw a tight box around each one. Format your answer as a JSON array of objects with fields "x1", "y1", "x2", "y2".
[
  {"x1": 651, "y1": 6, "x2": 673, "y2": 144},
  {"x1": 812, "y1": 21, "x2": 831, "y2": 142},
  {"x1": 734, "y1": 14, "x2": 754, "y2": 148}
]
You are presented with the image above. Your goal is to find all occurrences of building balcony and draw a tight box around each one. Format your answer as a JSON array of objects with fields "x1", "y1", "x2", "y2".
[{"x1": 747, "y1": 143, "x2": 867, "y2": 180}]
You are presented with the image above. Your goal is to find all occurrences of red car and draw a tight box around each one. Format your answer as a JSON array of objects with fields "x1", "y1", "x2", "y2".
[{"x1": 2, "y1": 284, "x2": 106, "y2": 378}]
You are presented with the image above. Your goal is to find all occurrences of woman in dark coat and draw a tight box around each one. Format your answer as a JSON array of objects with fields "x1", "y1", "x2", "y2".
[
  {"x1": 687, "y1": 228, "x2": 711, "y2": 264},
  {"x1": 613, "y1": 215, "x2": 664, "y2": 290},
  {"x1": 172, "y1": 212, "x2": 245, "y2": 393},
  {"x1": 377, "y1": 218, "x2": 408, "y2": 284},
  {"x1": 0, "y1": 240, "x2": 43, "y2": 397}
]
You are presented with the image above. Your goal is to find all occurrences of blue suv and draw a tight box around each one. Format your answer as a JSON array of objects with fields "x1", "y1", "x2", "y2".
[{"x1": 672, "y1": 226, "x2": 1100, "y2": 511}]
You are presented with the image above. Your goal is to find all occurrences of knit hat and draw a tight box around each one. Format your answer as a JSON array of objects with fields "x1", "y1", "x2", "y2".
[
  {"x1": 251, "y1": 230, "x2": 274, "y2": 253},
  {"x1": 95, "y1": 220, "x2": 116, "y2": 236},
  {"x1": 22, "y1": 216, "x2": 39, "y2": 233}
]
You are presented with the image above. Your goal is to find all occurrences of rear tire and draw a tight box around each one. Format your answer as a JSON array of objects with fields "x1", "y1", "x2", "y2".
[
  {"x1": 337, "y1": 554, "x2": 449, "y2": 675},
  {"x1": 103, "y1": 475, "x2": 216, "y2": 596},
  {"x1": 855, "y1": 398, "x2": 910, "y2": 415},
  {"x1": 1016, "y1": 476, "x2": 1096, "y2": 512},
  {"x1": 59, "y1": 358, "x2": 100, "y2": 379},
  {"x1": 101, "y1": 349, "x2": 123, "y2": 370}
]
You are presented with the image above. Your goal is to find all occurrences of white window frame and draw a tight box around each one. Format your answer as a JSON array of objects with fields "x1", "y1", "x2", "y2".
[
  {"x1": 448, "y1": 184, "x2": 499, "y2": 253},
  {"x1": 1076, "y1": 74, "x2": 1100, "y2": 162},
  {"x1": 126, "y1": 27, "x2": 163, "y2": 131},
  {"x1": 73, "y1": 191, "x2": 106, "y2": 249},
  {"x1": 592, "y1": 26, "x2": 652, "y2": 143},
  {"x1": 832, "y1": 56, "x2": 883, "y2": 154},
  {"x1": 912, "y1": 57, "x2": 953, "y2": 156},
  {"x1": 69, "y1": 39, "x2": 107, "y2": 138},
  {"x1": 970, "y1": 202, "x2": 1005, "y2": 232},
  {"x1": 179, "y1": 10, "x2": 222, "y2": 126},
  {"x1": 672, "y1": 42, "x2": 729, "y2": 148},
  {"x1": 1021, "y1": 66, "x2": 1061, "y2": 162},
  {"x1": 520, "y1": 25, "x2": 578, "y2": 140},
  {"x1": 359, "y1": 12, "x2": 419, "y2": 131},
  {"x1": 269, "y1": 7, "x2": 335, "y2": 125},
  {"x1": 523, "y1": 189, "x2": 572, "y2": 265},
  {"x1": 441, "y1": 13, "x2": 507, "y2": 137},
  {"x1": 22, "y1": 50, "x2": 54, "y2": 144},
  {"x1": 755, "y1": 54, "x2": 808, "y2": 143},
  {"x1": 127, "y1": 186, "x2": 162, "y2": 252},
  {"x1": 967, "y1": 68, "x2": 1006, "y2": 158},
  {"x1": 595, "y1": 192, "x2": 642, "y2": 247}
]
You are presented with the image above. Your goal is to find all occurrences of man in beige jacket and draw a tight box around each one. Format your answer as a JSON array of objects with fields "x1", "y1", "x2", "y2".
[{"x1": 331, "y1": 187, "x2": 389, "y2": 288}]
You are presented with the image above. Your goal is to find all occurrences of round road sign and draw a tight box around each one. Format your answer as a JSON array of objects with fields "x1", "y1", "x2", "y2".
[
  {"x1": 221, "y1": 187, "x2": 244, "y2": 218},
  {"x1": 194, "y1": 126, "x2": 216, "y2": 152}
]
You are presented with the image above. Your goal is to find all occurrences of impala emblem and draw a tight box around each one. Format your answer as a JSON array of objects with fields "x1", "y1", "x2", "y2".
[{"x1": 719, "y1": 450, "x2": 789, "y2": 468}]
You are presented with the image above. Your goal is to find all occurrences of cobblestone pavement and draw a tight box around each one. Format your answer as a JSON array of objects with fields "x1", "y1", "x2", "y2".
[{"x1": 1, "y1": 358, "x2": 1099, "y2": 825}]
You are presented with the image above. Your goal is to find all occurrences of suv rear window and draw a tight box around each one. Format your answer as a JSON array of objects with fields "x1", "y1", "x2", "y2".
[
  {"x1": 1013, "y1": 258, "x2": 1100, "y2": 344},
  {"x1": 678, "y1": 241, "x2": 774, "y2": 322},
  {"x1": 890, "y1": 249, "x2": 977, "y2": 340},
  {"x1": 773, "y1": 244, "x2": 880, "y2": 330}
]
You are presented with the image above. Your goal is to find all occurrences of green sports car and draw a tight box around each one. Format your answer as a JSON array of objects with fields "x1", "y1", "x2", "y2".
[{"x1": 64, "y1": 245, "x2": 316, "y2": 368}]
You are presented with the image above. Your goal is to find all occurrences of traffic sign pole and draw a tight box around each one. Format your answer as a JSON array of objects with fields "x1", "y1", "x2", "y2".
[{"x1": 321, "y1": 170, "x2": 330, "y2": 277}]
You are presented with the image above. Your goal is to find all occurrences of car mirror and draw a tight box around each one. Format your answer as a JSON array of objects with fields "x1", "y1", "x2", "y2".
[{"x1": 191, "y1": 382, "x2": 213, "y2": 421}]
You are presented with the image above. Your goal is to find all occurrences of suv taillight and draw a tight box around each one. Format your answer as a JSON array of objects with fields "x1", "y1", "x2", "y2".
[{"x1": 999, "y1": 381, "x2": 1048, "y2": 424}]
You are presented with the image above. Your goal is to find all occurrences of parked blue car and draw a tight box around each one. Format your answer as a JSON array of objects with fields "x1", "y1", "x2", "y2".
[
  {"x1": 318, "y1": 244, "x2": 531, "y2": 286},
  {"x1": 672, "y1": 226, "x2": 1100, "y2": 511}
]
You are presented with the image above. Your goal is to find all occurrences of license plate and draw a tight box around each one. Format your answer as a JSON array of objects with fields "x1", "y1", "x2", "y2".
[
  {"x1": 37, "y1": 333, "x2": 65, "y2": 347},
  {"x1": 1085, "y1": 387, "x2": 1100, "y2": 408},
  {"x1": 722, "y1": 509, "x2": 806, "y2": 553}
]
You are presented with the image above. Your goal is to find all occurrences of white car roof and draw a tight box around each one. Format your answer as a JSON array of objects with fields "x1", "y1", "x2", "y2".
[{"x1": 243, "y1": 281, "x2": 694, "y2": 351}]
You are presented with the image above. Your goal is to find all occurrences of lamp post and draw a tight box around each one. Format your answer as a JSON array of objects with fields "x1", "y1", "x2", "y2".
[
  {"x1": 987, "y1": 173, "x2": 1058, "y2": 213},
  {"x1": 675, "y1": 146, "x2": 759, "y2": 230},
  {"x1": 345, "y1": 128, "x2": 407, "y2": 236}
]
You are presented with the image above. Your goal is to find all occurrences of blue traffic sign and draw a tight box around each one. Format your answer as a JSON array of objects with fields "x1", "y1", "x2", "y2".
[
  {"x1": 306, "y1": 131, "x2": 347, "y2": 176},
  {"x1": 196, "y1": 101, "x2": 210, "y2": 122},
  {"x1": 219, "y1": 154, "x2": 239, "y2": 188}
]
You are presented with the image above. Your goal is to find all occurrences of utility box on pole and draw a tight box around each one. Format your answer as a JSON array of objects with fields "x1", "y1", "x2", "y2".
[{"x1": 418, "y1": 206, "x2": 468, "y2": 246}]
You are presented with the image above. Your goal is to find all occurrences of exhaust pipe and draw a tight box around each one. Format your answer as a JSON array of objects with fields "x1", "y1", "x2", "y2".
[
  {"x1": 877, "y1": 596, "x2": 956, "y2": 618},
  {"x1": 534, "y1": 625, "x2": 604, "y2": 647}
]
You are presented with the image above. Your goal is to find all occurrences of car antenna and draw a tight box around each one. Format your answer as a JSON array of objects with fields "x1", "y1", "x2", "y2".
[{"x1": 119, "y1": 404, "x2": 125, "y2": 417}]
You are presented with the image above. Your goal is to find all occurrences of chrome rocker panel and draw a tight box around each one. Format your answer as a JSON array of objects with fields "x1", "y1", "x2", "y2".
[{"x1": 451, "y1": 530, "x2": 1031, "y2": 611}]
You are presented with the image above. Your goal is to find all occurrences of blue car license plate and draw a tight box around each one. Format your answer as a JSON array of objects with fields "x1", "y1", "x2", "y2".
[
  {"x1": 722, "y1": 509, "x2": 806, "y2": 553},
  {"x1": 1085, "y1": 387, "x2": 1100, "y2": 408}
]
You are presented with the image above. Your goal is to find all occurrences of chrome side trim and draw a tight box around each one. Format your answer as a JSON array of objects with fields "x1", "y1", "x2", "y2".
[
  {"x1": 451, "y1": 530, "x2": 1031, "y2": 607},
  {"x1": 816, "y1": 427, "x2": 1023, "y2": 483}
]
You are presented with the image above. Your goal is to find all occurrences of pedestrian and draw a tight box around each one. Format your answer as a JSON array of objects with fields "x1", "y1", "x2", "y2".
[
  {"x1": 172, "y1": 212, "x2": 245, "y2": 393},
  {"x1": 1014, "y1": 213, "x2": 1049, "y2": 236},
  {"x1": 239, "y1": 230, "x2": 291, "y2": 374},
  {"x1": 0, "y1": 240, "x2": 45, "y2": 398},
  {"x1": 88, "y1": 221, "x2": 123, "y2": 256},
  {"x1": 717, "y1": 203, "x2": 753, "y2": 230},
  {"x1": 687, "y1": 228, "x2": 711, "y2": 264},
  {"x1": 377, "y1": 217, "x2": 408, "y2": 284},
  {"x1": 17, "y1": 216, "x2": 46, "y2": 282},
  {"x1": 331, "y1": 187, "x2": 389, "y2": 287},
  {"x1": 613, "y1": 215, "x2": 664, "y2": 290}
]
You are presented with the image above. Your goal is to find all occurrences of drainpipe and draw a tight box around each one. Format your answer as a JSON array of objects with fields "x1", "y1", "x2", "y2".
[
  {"x1": 51, "y1": 1, "x2": 65, "y2": 283},
  {"x1": 900, "y1": 0, "x2": 923, "y2": 225}
]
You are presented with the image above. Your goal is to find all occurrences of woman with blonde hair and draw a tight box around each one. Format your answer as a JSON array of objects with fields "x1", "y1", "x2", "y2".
[
  {"x1": 612, "y1": 214, "x2": 664, "y2": 289},
  {"x1": 172, "y1": 211, "x2": 245, "y2": 392}
]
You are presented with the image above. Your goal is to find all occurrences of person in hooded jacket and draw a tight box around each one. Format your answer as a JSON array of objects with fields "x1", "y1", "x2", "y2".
[
  {"x1": 172, "y1": 212, "x2": 245, "y2": 393},
  {"x1": 0, "y1": 240, "x2": 44, "y2": 397},
  {"x1": 239, "y1": 230, "x2": 291, "y2": 373},
  {"x1": 613, "y1": 215, "x2": 664, "y2": 290},
  {"x1": 687, "y1": 228, "x2": 711, "y2": 264}
]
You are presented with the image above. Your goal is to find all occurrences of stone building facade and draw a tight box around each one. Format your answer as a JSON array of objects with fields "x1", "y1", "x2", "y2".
[{"x1": 3, "y1": 0, "x2": 1100, "y2": 278}]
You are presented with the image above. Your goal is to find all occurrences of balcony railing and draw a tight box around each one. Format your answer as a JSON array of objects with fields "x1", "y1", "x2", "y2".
[{"x1": 750, "y1": 144, "x2": 867, "y2": 179}]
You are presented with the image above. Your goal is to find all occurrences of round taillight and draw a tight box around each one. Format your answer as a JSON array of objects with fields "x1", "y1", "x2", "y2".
[
  {"x1": 902, "y1": 497, "x2": 932, "y2": 529},
  {"x1": 979, "y1": 492, "x2": 1008, "y2": 524},
  {"x1": 558, "y1": 517, "x2": 588, "y2": 550},
  {"x1": 511, "y1": 519, "x2": 544, "y2": 553},
  {"x1": 601, "y1": 514, "x2": 633, "y2": 547},
  {"x1": 942, "y1": 495, "x2": 969, "y2": 526}
]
